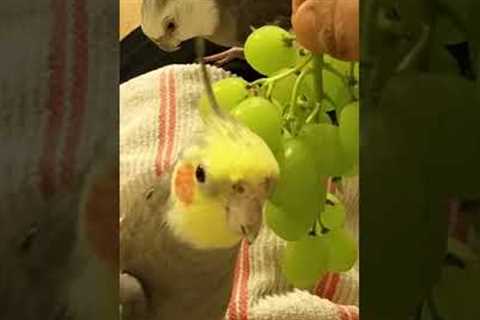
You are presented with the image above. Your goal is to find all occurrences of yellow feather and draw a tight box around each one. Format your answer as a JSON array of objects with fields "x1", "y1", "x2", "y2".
[
  {"x1": 167, "y1": 193, "x2": 241, "y2": 249},
  {"x1": 168, "y1": 114, "x2": 279, "y2": 249},
  {"x1": 192, "y1": 115, "x2": 279, "y2": 184}
]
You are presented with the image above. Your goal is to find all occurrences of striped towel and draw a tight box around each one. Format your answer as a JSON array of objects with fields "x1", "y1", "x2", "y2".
[
  {"x1": 0, "y1": 0, "x2": 117, "y2": 319},
  {"x1": 120, "y1": 64, "x2": 360, "y2": 320}
]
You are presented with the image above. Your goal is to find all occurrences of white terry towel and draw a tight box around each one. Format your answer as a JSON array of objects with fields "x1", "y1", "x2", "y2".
[{"x1": 120, "y1": 64, "x2": 360, "y2": 320}]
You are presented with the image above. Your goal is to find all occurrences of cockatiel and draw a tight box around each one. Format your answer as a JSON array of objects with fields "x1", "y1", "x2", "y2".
[
  {"x1": 119, "y1": 42, "x2": 280, "y2": 320},
  {"x1": 140, "y1": 0, "x2": 292, "y2": 64}
]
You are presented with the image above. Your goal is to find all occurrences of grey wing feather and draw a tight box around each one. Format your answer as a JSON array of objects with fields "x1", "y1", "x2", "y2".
[
  {"x1": 144, "y1": 170, "x2": 172, "y2": 212},
  {"x1": 119, "y1": 169, "x2": 173, "y2": 319}
]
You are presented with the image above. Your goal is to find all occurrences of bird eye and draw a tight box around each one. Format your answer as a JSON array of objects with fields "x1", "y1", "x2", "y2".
[
  {"x1": 166, "y1": 21, "x2": 176, "y2": 33},
  {"x1": 195, "y1": 165, "x2": 206, "y2": 183}
]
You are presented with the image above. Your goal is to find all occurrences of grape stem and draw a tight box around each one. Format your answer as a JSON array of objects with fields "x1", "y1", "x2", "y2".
[
  {"x1": 265, "y1": 82, "x2": 274, "y2": 99},
  {"x1": 323, "y1": 62, "x2": 345, "y2": 80},
  {"x1": 350, "y1": 62, "x2": 356, "y2": 81},
  {"x1": 305, "y1": 94, "x2": 336, "y2": 126},
  {"x1": 395, "y1": 23, "x2": 431, "y2": 73},
  {"x1": 249, "y1": 55, "x2": 313, "y2": 88},
  {"x1": 287, "y1": 67, "x2": 312, "y2": 125},
  {"x1": 305, "y1": 102, "x2": 321, "y2": 124},
  {"x1": 348, "y1": 62, "x2": 358, "y2": 101},
  {"x1": 311, "y1": 55, "x2": 325, "y2": 123}
]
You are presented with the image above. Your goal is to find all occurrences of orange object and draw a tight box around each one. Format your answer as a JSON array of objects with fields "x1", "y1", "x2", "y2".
[
  {"x1": 174, "y1": 164, "x2": 195, "y2": 205},
  {"x1": 291, "y1": 0, "x2": 359, "y2": 61}
]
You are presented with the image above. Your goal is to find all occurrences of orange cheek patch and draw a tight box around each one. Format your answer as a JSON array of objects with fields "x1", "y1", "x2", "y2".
[{"x1": 174, "y1": 164, "x2": 195, "y2": 205}]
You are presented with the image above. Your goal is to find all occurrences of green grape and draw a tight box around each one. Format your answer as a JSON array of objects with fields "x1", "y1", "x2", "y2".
[
  {"x1": 282, "y1": 129, "x2": 293, "y2": 140},
  {"x1": 434, "y1": 265, "x2": 480, "y2": 320},
  {"x1": 244, "y1": 26, "x2": 296, "y2": 76},
  {"x1": 325, "y1": 54, "x2": 351, "y2": 77},
  {"x1": 273, "y1": 137, "x2": 286, "y2": 164},
  {"x1": 281, "y1": 235, "x2": 330, "y2": 288},
  {"x1": 299, "y1": 123, "x2": 352, "y2": 177},
  {"x1": 353, "y1": 62, "x2": 359, "y2": 82},
  {"x1": 343, "y1": 163, "x2": 359, "y2": 177},
  {"x1": 270, "y1": 98, "x2": 285, "y2": 114},
  {"x1": 339, "y1": 101, "x2": 359, "y2": 165},
  {"x1": 303, "y1": 70, "x2": 352, "y2": 112},
  {"x1": 326, "y1": 192, "x2": 340, "y2": 204},
  {"x1": 264, "y1": 201, "x2": 312, "y2": 241},
  {"x1": 198, "y1": 77, "x2": 249, "y2": 117},
  {"x1": 324, "y1": 71, "x2": 352, "y2": 112},
  {"x1": 263, "y1": 69, "x2": 297, "y2": 105},
  {"x1": 321, "y1": 201, "x2": 346, "y2": 230},
  {"x1": 270, "y1": 137, "x2": 326, "y2": 220},
  {"x1": 324, "y1": 55, "x2": 358, "y2": 108},
  {"x1": 317, "y1": 111, "x2": 332, "y2": 124},
  {"x1": 231, "y1": 96, "x2": 282, "y2": 153},
  {"x1": 327, "y1": 57, "x2": 359, "y2": 83},
  {"x1": 363, "y1": 72, "x2": 466, "y2": 317},
  {"x1": 325, "y1": 229, "x2": 357, "y2": 272}
]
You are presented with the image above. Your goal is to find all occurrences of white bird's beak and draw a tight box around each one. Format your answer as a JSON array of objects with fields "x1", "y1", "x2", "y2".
[{"x1": 226, "y1": 182, "x2": 265, "y2": 245}]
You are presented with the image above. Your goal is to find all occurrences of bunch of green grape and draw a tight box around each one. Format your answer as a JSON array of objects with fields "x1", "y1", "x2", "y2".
[{"x1": 198, "y1": 25, "x2": 360, "y2": 288}]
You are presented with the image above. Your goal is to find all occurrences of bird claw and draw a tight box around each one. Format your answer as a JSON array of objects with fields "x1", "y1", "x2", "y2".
[{"x1": 203, "y1": 47, "x2": 245, "y2": 66}]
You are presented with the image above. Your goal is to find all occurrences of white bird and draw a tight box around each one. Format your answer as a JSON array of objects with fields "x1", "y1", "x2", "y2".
[{"x1": 140, "y1": 0, "x2": 292, "y2": 65}]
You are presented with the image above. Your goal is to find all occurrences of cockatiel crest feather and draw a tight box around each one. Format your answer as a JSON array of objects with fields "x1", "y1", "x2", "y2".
[
  {"x1": 167, "y1": 110, "x2": 279, "y2": 249},
  {"x1": 163, "y1": 39, "x2": 279, "y2": 249}
]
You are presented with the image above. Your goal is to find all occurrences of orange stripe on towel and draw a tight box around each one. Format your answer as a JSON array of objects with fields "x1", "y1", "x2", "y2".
[
  {"x1": 336, "y1": 305, "x2": 359, "y2": 320},
  {"x1": 155, "y1": 69, "x2": 177, "y2": 176},
  {"x1": 228, "y1": 240, "x2": 250, "y2": 320},
  {"x1": 38, "y1": 0, "x2": 67, "y2": 197},
  {"x1": 315, "y1": 272, "x2": 340, "y2": 300},
  {"x1": 61, "y1": 0, "x2": 89, "y2": 189}
]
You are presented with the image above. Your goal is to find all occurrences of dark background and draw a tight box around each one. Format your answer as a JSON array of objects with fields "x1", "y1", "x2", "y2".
[{"x1": 120, "y1": 27, "x2": 263, "y2": 83}]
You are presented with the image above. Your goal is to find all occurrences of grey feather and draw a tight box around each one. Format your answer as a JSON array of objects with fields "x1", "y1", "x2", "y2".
[{"x1": 120, "y1": 167, "x2": 239, "y2": 320}]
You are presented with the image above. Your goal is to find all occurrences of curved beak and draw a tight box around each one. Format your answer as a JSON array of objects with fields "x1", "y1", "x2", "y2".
[{"x1": 226, "y1": 183, "x2": 266, "y2": 245}]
